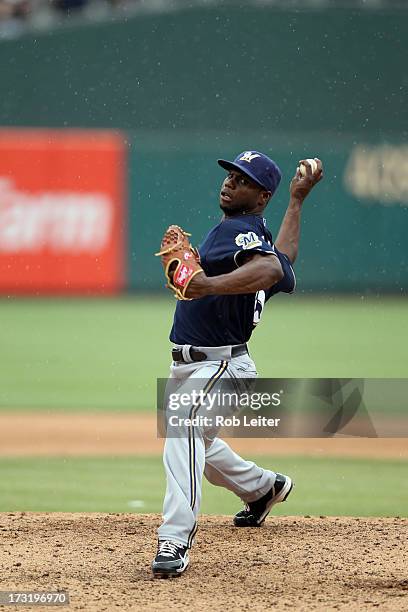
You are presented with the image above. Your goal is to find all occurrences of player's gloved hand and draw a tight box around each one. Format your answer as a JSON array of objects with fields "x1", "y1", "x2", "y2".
[
  {"x1": 155, "y1": 225, "x2": 205, "y2": 300},
  {"x1": 290, "y1": 158, "x2": 323, "y2": 202}
]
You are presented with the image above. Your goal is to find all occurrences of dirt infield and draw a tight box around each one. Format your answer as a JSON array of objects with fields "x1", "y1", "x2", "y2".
[
  {"x1": 0, "y1": 513, "x2": 406, "y2": 611},
  {"x1": 0, "y1": 413, "x2": 407, "y2": 458},
  {"x1": 1, "y1": 416, "x2": 407, "y2": 610}
]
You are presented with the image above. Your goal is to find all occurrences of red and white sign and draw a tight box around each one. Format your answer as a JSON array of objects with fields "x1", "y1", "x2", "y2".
[{"x1": 0, "y1": 129, "x2": 126, "y2": 294}]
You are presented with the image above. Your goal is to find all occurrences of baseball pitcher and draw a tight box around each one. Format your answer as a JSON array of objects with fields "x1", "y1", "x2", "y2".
[{"x1": 153, "y1": 151, "x2": 323, "y2": 577}]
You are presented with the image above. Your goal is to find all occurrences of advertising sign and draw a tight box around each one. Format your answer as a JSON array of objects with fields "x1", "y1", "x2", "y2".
[{"x1": 0, "y1": 130, "x2": 126, "y2": 294}]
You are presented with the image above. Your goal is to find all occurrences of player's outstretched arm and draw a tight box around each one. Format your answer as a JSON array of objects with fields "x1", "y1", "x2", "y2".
[
  {"x1": 185, "y1": 253, "x2": 283, "y2": 298},
  {"x1": 274, "y1": 158, "x2": 323, "y2": 264}
]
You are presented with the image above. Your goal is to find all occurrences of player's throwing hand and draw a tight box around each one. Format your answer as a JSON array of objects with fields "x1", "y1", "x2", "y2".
[{"x1": 290, "y1": 158, "x2": 323, "y2": 202}]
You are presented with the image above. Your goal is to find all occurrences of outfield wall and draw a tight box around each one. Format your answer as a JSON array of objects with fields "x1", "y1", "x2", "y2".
[
  {"x1": 1, "y1": 7, "x2": 406, "y2": 135},
  {"x1": 0, "y1": 6, "x2": 407, "y2": 293},
  {"x1": 128, "y1": 134, "x2": 408, "y2": 292},
  {"x1": 1, "y1": 129, "x2": 406, "y2": 294}
]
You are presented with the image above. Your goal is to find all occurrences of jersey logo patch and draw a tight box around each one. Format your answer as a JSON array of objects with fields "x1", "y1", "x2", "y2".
[
  {"x1": 239, "y1": 151, "x2": 260, "y2": 163},
  {"x1": 235, "y1": 231, "x2": 262, "y2": 250}
]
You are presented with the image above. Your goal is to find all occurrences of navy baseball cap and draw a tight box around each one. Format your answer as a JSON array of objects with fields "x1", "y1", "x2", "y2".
[{"x1": 218, "y1": 151, "x2": 282, "y2": 195}]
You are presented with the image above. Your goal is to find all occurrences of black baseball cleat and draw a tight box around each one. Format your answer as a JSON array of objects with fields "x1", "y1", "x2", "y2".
[
  {"x1": 151, "y1": 540, "x2": 190, "y2": 578},
  {"x1": 234, "y1": 473, "x2": 294, "y2": 527}
]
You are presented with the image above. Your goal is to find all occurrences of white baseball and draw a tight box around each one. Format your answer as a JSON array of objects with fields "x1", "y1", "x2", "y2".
[{"x1": 299, "y1": 158, "x2": 318, "y2": 177}]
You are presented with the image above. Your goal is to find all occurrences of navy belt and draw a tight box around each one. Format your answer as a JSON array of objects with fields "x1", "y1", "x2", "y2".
[{"x1": 172, "y1": 343, "x2": 248, "y2": 363}]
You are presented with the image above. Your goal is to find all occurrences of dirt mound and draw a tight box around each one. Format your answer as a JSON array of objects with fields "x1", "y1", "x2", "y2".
[{"x1": 0, "y1": 513, "x2": 406, "y2": 611}]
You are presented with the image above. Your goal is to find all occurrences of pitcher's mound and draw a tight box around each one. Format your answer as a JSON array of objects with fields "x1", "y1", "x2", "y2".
[{"x1": 1, "y1": 513, "x2": 407, "y2": 611}]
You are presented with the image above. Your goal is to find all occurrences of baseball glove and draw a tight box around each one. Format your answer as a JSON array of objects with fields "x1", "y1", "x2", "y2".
[{"x1": 155, "y1": 225, "x2": 204, "y2": 300}]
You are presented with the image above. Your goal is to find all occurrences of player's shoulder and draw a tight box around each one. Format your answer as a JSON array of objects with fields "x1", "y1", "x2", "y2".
[
  {"x1": 222, "y1": 214, "x2": 271, "y2": 245},
  {"x1": 214, "y1": 215, "x2": 272, "y2": 259},
  {"x1": 219, "y1": 214, "x2": 265, "y2": 236}
]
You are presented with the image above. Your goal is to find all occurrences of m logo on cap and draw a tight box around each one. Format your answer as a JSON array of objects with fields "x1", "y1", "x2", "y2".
[{"x1": 239, "y1": 152, "x2": 261, "y2": 163}]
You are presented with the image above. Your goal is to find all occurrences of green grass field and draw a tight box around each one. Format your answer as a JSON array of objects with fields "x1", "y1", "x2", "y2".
[
  {"x1": 0, "y1": 455, "x2": 406, "y2": 517},
  {"x1": 0, "y1": 296, "x2": 406, "y2": 411},
  {"x1": 1, "y1": 296, "x2": 407, "y2": 518}
]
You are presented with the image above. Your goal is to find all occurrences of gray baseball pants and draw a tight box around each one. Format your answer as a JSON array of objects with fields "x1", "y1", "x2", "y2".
[{"x1": 157, "y1": 346, "x2": 277, "y2": 547}]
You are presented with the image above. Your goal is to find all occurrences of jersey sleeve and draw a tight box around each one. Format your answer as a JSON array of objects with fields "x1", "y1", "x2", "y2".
[
  {"x1": 266, "y1": 247, "x2": 296, "y2": 296},
  {"x1": 199, "y1": 217, "x2": 276, "y2": 276},
  {"x1": 225, "y1": 218, "x2": 296, "y2": 295},
  {"x1": 230, "y1": 220, "x2": 276, "y2": 268}
]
